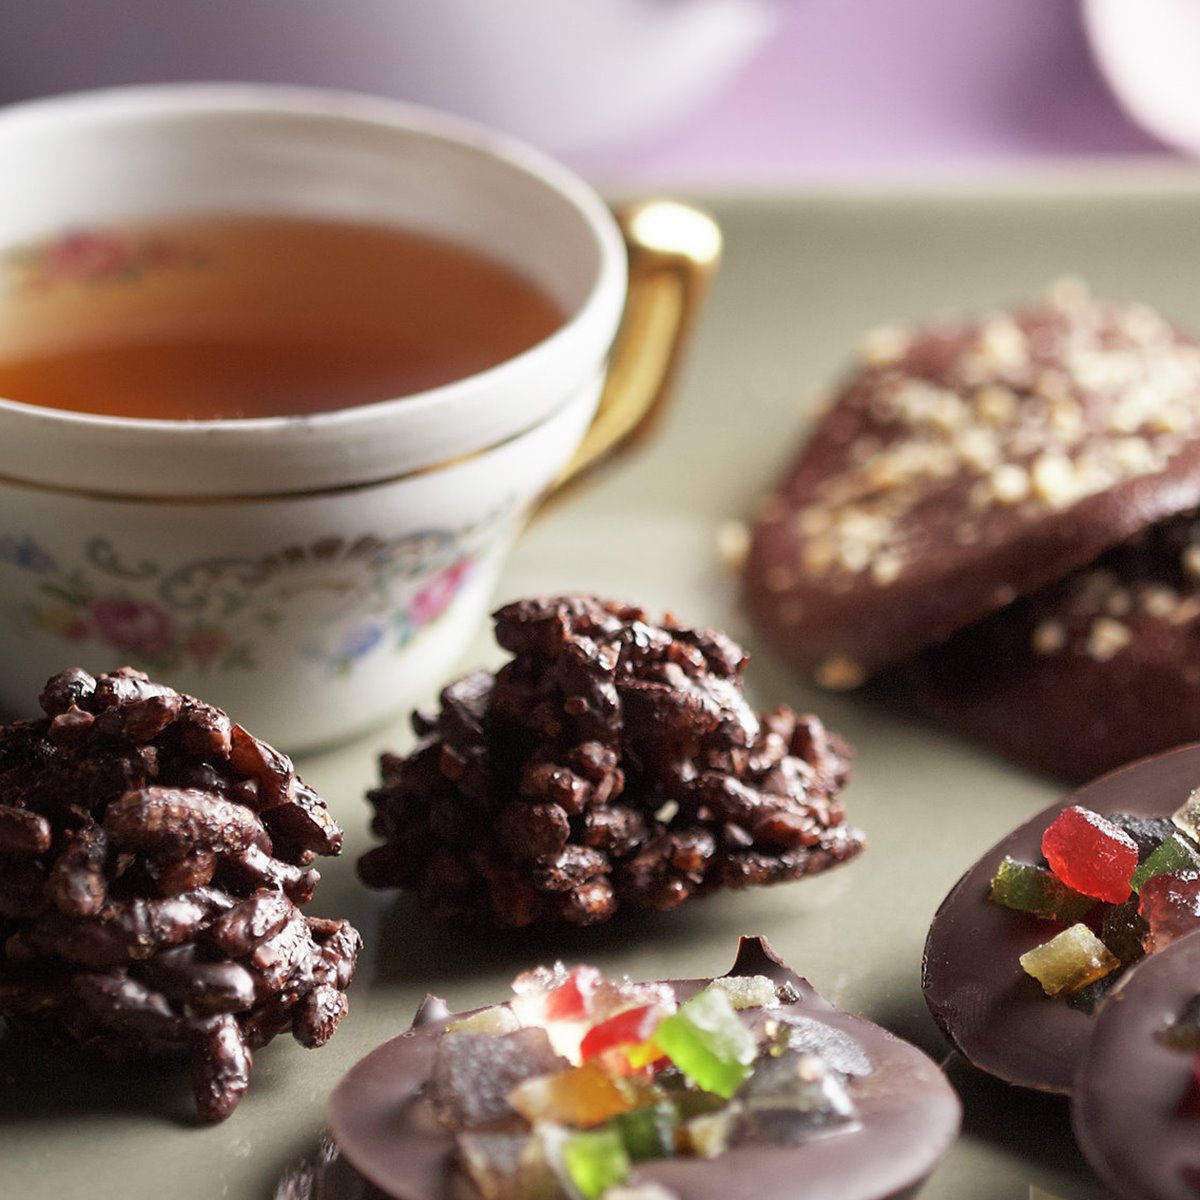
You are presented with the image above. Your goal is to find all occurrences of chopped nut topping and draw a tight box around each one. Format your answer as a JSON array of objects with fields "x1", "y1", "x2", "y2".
[
  {"x1": 989, "y1": 463, "x2": 1031, "y2": 505},
  {"x1": 957, "y1": 427, "x2": 1002, "y2": 472},
  {"x1": 1031, "y1": 620, "x2": 1067, "y2": 655},
  {"x1": 1138, "y1": 584, "x2": 1180, "y2": 620},
  {"x1": 796, "y1": 507, "x2": 834, "y2": 537},
  {"x1": 858, "y1": 323, "x2": 913, "y2": 367},
  {"x1": 977, "y1": 316, "x2": 1030, "y2": 373},
  {"x1": 814, "y1": 655, "x2": 866, "y2": 690},
  {"x1": 1170, "y1": 597, "x2": 1200, "y2": 627},
  {"x1": 1035, "y1": 368, "x2": 1074, "y2": 405},
  {"x1": 870, "y1": 552, "x2": 904, "y2": 586},
  {"x1": 715, "y1": 520, "x2": 750, "y2": 573},
  {"x1": 1030, "y1": 454, "x2": 1080, "y2": 508},
  {"x1": 973, "y1": 384, "x2": 1019, "y2": 425},
  {"x1": 1086, "y1": 617, "x2": 1133, "y2": 662},
  {"x1": 1047, "y1": 396, "x2": 1084, "y2": 437}
]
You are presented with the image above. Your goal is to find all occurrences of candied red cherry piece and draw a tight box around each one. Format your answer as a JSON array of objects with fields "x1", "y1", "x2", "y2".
[
  {"x1": 544, "y1": 965, "x2": 604, "y2": 1022},
  {"x1": 513, "y1": 964, "x2": 604, "y2": 1025},
  {"x1": 1041, "y1": 806, "x2": 1138, "y2": 904},
  {"x1": 579, "y1": 1003, "x2": 669, "y2": 1068},
  {"x1": 1138, "y1": 871, "x2": 1200, "y2": 952}
]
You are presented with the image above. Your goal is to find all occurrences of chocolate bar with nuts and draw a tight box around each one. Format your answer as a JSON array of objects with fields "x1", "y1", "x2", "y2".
[{"x1": 743, "y1": 282, "x2": 1200, "y2": 781}]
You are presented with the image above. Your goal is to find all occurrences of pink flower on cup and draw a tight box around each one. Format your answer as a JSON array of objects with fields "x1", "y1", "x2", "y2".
[
  {"x1": 409, "y1": 559, "x2": 473, "y2": 628},
  {"x1": 89, "y1": 597, "x2": 175, "y2": 655},
  {"x1": 42, "y1": 231, "x2": 131, "y2": 282}
]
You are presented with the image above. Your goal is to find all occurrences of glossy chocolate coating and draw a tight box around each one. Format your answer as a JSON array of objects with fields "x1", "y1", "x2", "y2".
[
  {"x1": 327, "y1": 938, "x2": 960, "y2": 1200},
  {"x1": 918, "y1": 509, "x2": 1200, "y2": 786},
  {"x1": 1073, "y1": 927, "x2": 1200, "y2": 1200},
  {"x1": 922, "y1": 743, "x2": 1200, "y2": 1094}
]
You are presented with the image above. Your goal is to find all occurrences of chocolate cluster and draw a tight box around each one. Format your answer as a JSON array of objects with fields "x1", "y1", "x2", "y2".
[
  {"x1": 0, "y1": 667, "x2": 361, "y2": 1122},
  {"x1": 359, "y1": 596, "x2": 863, "y2": 927}
]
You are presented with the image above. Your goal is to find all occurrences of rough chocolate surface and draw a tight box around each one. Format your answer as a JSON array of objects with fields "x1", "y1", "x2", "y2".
[
  {"x1": 1073, "y1": 927, "x2": 1200, "y2": 1200},
  {"x1": 744, "y1": 286, "x2": 1200, "y2": 689},
  {"x1": 922, "y1": 743, "x2": 1200, "y2": 1094},
  {"x1": 326, "y1": 937, "x2": 961, "y2": 1200},
  {"x1": 0, "y1": 667, "x2": 361, "y2": 1122},
  {"x1": 359, "y1": 597, "x2": 863, "y2": 927}
]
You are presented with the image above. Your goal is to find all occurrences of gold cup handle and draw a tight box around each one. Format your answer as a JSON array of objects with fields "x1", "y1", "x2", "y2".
[{"x1": 549, "y1": 199, "x2": 722, "y2": 498}]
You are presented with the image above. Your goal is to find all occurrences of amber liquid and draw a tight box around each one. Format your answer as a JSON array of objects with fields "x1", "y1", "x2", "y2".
[{"x1": 0, "y1": 216, "x2": 564, "y2": 420}]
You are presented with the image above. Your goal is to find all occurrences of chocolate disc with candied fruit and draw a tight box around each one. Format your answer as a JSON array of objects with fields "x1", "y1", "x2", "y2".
[
  {"x1": 922, "y1": 742, "x2": 1200, "y2": 1094},
  {"x1": 327, "y1": 937, "x2": 961, "y2": 1200},
  {"x1": 1072, "y1": 927, "x2": 1200, "y2": 1200},
  {"x1": 358, "y1": 596, "x2": 864, "y2": 928},
  {"x1": 0, "y1": 667, "x2": 361, "y2": 1122}
]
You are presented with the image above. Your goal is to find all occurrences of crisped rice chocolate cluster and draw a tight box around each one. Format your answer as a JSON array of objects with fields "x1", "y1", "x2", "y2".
[
  {"x1": 0, "y1": 667, "x2": 361, "y2": 1122},
  {"x1": 359, "y1": 596, "x2": 864, "y2": 927}
]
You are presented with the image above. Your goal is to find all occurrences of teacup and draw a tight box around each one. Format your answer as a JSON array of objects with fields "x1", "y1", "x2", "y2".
[{"x1": 0, "y1": 85, "x2": 719, "y2": 751}]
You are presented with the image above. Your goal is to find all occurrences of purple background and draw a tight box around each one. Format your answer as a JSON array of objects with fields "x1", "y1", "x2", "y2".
[
  {"x1": 0, "y1": 0, "x2": 1175, "y2": 185},
  {"x1": 580, "y1": 0, "x2": 1168, "y2": 184}
]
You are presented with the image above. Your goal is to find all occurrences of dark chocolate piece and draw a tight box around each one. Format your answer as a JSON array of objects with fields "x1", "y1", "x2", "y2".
[
  {"x1": 0, "y1": 666, "x2": 361, "y2": 1122},
  {"x1": 1073, "y1": 928, "x2": 1200, "y2": 1200},
  {"x1": 359, "y1": 596, "x2": 864, "y2": 927},
  {"x1": 743, "y1": 288, "x2": 1200, "y2": 689},
  {"x1": 327, "y1": 937, "x2": 960, "y2": 1200},
  {"x1": 918, "y1": 508, "x2": 1200, "y2": 784},
  {"x1": 922, "y1": 742, "x2": 1200, "y2": 1094}
]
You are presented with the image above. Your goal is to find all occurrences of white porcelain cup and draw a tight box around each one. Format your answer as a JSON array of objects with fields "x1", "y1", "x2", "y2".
[{"x1": 0, "y1": 85, "x2": 719, "y2": 751}]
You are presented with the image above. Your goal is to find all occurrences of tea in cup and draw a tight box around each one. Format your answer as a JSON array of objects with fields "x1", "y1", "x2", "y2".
[{"x1": 0, "y1": 85, "x2": 719, "y2": 750}]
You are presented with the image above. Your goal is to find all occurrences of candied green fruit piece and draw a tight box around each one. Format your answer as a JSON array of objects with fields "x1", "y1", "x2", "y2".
[
  {"x1": 563, "y1": 1127, "x2": 630, "y2": 1199},
  {"x1": 989, "y1": 857, "x2": 1095, "y2": 922},
  {"x1": 608, "y1": 1102, "x2": 678, "y2": 1162},
  {"x1": 1131, "y1": 834, "x2": 1200, "y2": 892},
  {"x1": 657, "y1": 1072, "x2": 727, "y2": 1121},
  {"x1": 1019, "y1": 923, "x2": 1121, "y2": 996},
  {"x1": 654, "y1": 987, "x2": 757, "y2": 1099}
]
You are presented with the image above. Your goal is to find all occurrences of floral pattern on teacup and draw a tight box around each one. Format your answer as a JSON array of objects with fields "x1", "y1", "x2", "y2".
[
  {"x1": 1, "y1": 227, "x2": 208, "y2": 292},
  {"x1": 0, "y1": 505, "x2": 513, "y2": 675}
]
